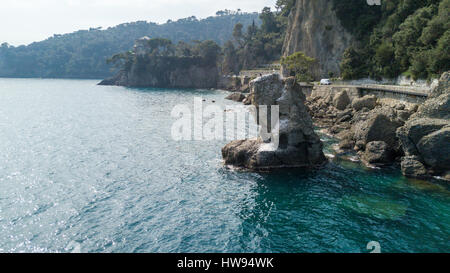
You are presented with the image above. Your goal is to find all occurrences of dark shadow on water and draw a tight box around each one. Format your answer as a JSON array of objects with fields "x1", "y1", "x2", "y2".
[{"x1": 124, "y1": 86, "x2": 219, "y2": 95}]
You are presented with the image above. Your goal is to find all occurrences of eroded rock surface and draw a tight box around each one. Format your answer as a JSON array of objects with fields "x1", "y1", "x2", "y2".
[
  {"x1": 282, "y1": 0, "x2": 353, "y2": 78},
  {"x1": 222, "y1": 74, "x2": 327, "y2": 170},
  {"x1": 362, "y1": 141, "x2": 395, "y2": 165},
  {"x1": 397, "y1": 72, "x2": 450, "y2": 179}
]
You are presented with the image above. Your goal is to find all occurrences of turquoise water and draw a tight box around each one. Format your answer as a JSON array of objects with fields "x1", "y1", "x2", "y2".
[{"x1": 0, "y1": 78, "x2": 448, "y2": 253}]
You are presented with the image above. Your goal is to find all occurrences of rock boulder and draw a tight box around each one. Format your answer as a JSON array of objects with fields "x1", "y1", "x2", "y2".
[
  {"x1": 352, "y1": 95, "x2": 377, "y2": 111},
  {"x1": 333, "y1": 90, "x2": 351, "y2": 110},
  {"x1": 362, "y1": 141, "x2": 395, "y2": 165},
  {"x1": 222, "y1": 74, "x2": 327, "y2": 170},
  {"x1": 397, "y1": 72, "x2": 450, "y2": 179}
]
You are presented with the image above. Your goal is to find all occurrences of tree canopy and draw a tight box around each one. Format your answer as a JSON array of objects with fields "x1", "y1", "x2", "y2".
[
  {"x1": 221, "y1": 6, "x2": 289, "y2": 75},
  {"x1": 281, "y1": 51, "x2": 317, "y2": 83},
  {"x1": 337, "y1": 0, "x2": 449, "y2": 80}
]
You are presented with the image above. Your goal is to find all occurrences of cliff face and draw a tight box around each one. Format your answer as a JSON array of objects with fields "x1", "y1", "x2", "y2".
[
  {"x1": 99, "y1": 37, "x2": 220, "y2": 88},
  {"x1": 99, "y1": 60, "x2": 219, "y2": 89},
  {"x1": 282, "y1": 0, "x2": 353, "y2": 78}
]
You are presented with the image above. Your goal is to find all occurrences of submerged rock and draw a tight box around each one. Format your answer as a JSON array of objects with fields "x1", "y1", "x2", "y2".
[
  {"x1": 342, "y1": 195, "x2": 408, "y2": 220},
  {"x1": 222, "y1": 74, "x2": 327, "y2": 170}
]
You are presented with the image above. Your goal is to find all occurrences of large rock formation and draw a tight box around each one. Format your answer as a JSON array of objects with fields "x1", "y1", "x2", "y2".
[
  {"x1": 397, "y1": 72, "x2": 450, "y2": 179},
  {"x1": 99, "y1": 60, "x2": 219, "y2": 88},
  {"x1": 99, "y1": 37, "x2": 219, "y2": 88},
  {"x1": 222, "y1": 74, "x2": 327, "y2": 170},
  {"x1": 282, "y1": 0, "x2": 353, "y2": 78},
  {"x1": 362, "y1": 141, "x2": 395, "y2": 165}
]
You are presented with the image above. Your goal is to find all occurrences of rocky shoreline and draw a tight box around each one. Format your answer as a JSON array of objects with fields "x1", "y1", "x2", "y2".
[{"x1": 222, "y1": 72, "x2": 450, "y2": 182}]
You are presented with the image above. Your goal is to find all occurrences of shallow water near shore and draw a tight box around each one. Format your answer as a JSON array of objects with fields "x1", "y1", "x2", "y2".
[{"x1": 0, "y1": 78, "x2": 449, "y2": 253}]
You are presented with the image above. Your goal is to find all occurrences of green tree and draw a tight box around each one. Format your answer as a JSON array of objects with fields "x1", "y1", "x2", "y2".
[
  {"x1": 222, "y1": 41, "x2": 239, "y2": 75},
  {"x1": 233, "y1": 23, "x2": 244, "y2": 47},
  {"x1": 374, "y1": 42, "x2": 399, "y2": 78},
  {"x1": 275, "y1": 0, "x2": 295, "y2": 17},
  {"x1": 107, "y1": 51, "x2": 134, "y2": 71},
  {"x1": 260, "y1": 7, "x2": 278, "y2": 33},
  {"x1": 428, "y1": 29, "x2": 450, "y2": 76},
  {"x1": 194, "y1": 40, "x2": 221, "y2": 64},
  {"x1": 281, "y1": 51, "x2": 317, "y2": 82},
  {"x1": 340, "y1": 47, "x2": 368, "y2": 80}
]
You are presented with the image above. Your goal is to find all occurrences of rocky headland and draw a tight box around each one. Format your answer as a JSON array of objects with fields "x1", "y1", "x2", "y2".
[
  {"x1": 99, "y1": 37, "x2": 220, "y2": 89},
  {"x1": 99, "y1": 58, "x2": 219, "y2": 89}
]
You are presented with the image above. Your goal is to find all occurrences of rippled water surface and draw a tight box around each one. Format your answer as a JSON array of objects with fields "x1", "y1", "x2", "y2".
[{"x1": 0, "y1": 78, "x2": 449, "y2": 253}]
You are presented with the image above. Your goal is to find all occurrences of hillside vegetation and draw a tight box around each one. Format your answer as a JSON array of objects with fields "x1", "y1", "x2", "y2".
[
  {"x1": 0, "y1": 11, "x2": 259, "y2": 79},
  {"x1": 109, "y1": 3, "x2": 293, "y2": 78},
  {"x1": 221, "y1": 0, "x2": 294, "y2": 74},
  {"x1": 335, "y1": 0, "x2": 449, "y2": 80}
]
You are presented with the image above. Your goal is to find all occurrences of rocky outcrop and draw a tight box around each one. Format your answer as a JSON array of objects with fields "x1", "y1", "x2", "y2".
[
  {"x1": 397, "y1": 72, "x2": 450, "y2": 180},
  {"x1": 99, "y1": 38, "x2": 219, "y2": 88},
  {"x1": 222, "y1": 74, "x2": 327, "y2": 170},
  {"x1": 362, "y1": 141, "x2": 395, "y2": 165},
  {"x1": 401, "y1": 156, "x2": 428, "y2": 179},
  {"x1": 305, "y1": 87, "x2": 418, "y2": 167},
  {"x1": 282, "y1": 0, "x2": 354, "y2": 78},
  {"x1": 352, "y1": 106, "x2": 403, "y2": 153},
  {"x1": 99, "y1": 62, "x2": 219, "y2": 88}
]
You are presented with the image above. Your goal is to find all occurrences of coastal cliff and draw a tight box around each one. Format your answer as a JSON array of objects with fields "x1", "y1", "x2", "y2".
[
  {"x1": 99, "y1": 58, "x2": 219, "y2": 88},
  {"x1": 282, "y1": 0, "x2": 353, "y2": 78},
  {"x1": 99, "y1": 37, "x2": 220, "y2": 88}
]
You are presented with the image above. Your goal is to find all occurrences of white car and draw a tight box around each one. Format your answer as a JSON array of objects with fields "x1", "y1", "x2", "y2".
[{"x1": 320, "y1": 79, "x2": 332, "y2": 85}]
